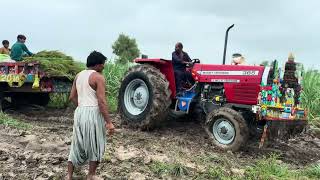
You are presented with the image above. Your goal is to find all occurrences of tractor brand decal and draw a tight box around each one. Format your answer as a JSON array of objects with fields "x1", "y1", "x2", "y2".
[
  {"x1": 197, "y1": 70, "x2": 259, "y2": 76},
  {"x1": 211, "y1": 79, "x2": 240, "y2": 83}
]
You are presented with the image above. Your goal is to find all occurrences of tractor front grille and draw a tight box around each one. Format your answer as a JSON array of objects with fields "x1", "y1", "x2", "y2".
[{"x1": 233, "y1": 84, "x2": 258, "y2": 104}]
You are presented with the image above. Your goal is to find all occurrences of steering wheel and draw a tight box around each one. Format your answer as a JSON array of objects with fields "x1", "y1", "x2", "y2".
[
  {"x1": 192, "y1": 59, "x2": 200, "y2": 64},
  {"x1": 186, "y1": 59, "x2": 200, "y2": 68}
]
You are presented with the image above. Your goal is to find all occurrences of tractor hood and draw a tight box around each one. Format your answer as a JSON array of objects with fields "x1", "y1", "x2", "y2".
[
  {"x1": 192, "y1": 64, "x2": 268, "y2": 105},
  {"x1": 192, "y1": 64, "x2": 266, "y2": 84}
]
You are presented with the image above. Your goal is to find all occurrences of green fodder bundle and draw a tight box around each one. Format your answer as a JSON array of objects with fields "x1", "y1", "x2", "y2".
[
  {"x1": 301, "y1": 70, "x2": 320, "y2": 126},
  {"x1": 24, "y1": 50, "x2": 85, "y2": 80}
]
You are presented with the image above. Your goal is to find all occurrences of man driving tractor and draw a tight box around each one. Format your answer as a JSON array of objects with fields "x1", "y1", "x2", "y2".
[{"x1": 172, "y1": 42, "x2": 194, "y2": 95}]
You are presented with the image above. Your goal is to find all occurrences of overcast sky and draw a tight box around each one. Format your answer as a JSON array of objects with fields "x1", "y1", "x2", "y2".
[{"x1": 2, "y1": 0, "x2": 319, "y2": 68}]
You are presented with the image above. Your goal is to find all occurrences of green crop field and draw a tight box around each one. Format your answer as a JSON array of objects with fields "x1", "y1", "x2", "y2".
[{"x1": 301, "y1": 70, "x2": 320, "y2": 127}]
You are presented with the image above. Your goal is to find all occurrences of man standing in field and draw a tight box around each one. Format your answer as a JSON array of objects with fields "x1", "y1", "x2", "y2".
[
  {"x1": 67, "y1": 51, "x2": 115, "y2": 180},
  {"x1": 10, "y1": 35, "x2": 33, "y2": 61}
]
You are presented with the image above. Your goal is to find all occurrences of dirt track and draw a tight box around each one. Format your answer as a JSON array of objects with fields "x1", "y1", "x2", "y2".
[{"x1": 0, "y1": 108, "x2": 320, "y2": 179}]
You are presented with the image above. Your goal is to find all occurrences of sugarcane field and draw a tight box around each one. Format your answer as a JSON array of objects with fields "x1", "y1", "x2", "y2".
[{"x1": 1, "y1": 1, "x2": 320, "y2": 180}]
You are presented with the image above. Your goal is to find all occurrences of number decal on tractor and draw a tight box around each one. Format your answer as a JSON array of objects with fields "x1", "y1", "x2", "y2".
[
  {"x1": 198, "y1": 71, "x2": 259, "y2": 76},
  {"x1": 242, "y1": 71, "x2": 259, "y2": 76}
]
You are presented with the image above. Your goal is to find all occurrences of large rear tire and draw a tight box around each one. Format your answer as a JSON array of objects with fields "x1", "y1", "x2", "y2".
[
  {"x1": 205, "y1": 107, "x2": 249, "y2": 151},
  {"x1": 118, "y1": 64, "x2": 171, "y2": 130}
]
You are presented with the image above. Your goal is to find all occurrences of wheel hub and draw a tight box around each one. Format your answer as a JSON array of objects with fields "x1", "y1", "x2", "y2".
[
  {"x1": 220, "y1": 126, "x2": 228, "y2": 134},
  {"x1": 124, "y1": 79, "x2": 149, "y2": 116},
  {"x1": 133, "y1": 86, "x2": 148, "y2": 109},
  {"x1": 212, "y1": 119, "x2": 235, "y2": 145}
]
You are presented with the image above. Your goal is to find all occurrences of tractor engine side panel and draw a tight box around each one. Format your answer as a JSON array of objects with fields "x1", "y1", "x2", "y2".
[{"x1": 193, "y1": 64, "x2": 265, "y2": 105}]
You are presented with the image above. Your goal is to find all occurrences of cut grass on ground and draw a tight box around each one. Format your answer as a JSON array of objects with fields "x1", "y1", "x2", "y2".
[
  {"x1": 195, "y1": 166, "x2": 231, "y2": 180},
  {"x1": 245, "y1": 154, "x2": 320, "y2": 180},
  {"x1": 149, "y1": 161, "x2": 189, "y2": 177},
  {"x1": 245, "y1": 154, "x2": 292, "y2": 180},
  {"x1": 0, "y1": 112, "x2": 31, "y2": 129},
  {"x1": 300, "y1": 164, "x2": 320, "y2": 179}
]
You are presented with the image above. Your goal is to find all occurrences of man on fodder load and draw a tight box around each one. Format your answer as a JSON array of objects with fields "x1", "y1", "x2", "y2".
[
  {"x1": 172, "y1": 42, "x2": 193, "y2": 96},
  {"x1": 0, "y1": 40, "x2": 10, "y2": 55},
  {"x1": 10, "y1": 34, "x2": 33, "y2": 61},
  {"x1": 67, "y1": 51, "x2": 115, "y2": 180}
]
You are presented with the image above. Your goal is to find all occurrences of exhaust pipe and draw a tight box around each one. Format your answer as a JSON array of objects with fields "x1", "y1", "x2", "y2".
[{"x1": 223, "y1": 24, "x2": 234, "y2": 65}]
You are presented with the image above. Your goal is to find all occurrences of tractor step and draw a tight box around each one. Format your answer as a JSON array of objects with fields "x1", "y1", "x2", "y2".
[{"x1": 175, "y1": 91, "x2": 196, "y2": 113}]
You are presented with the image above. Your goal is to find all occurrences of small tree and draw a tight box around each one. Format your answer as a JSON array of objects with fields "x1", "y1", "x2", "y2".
[
  {"x1": 112, "y1": 34, "x2": 140, "y2": 64},
  {"x1": 261, "y1": 60, "x2": 269, "y2": 66}
]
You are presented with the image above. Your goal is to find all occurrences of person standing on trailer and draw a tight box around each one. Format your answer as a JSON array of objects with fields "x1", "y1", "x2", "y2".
[{"x1": 10, "y1": 35, "x2": 33, "y2": 61}]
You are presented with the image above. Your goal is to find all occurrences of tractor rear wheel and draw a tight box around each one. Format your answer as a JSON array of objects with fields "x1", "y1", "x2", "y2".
[
  {"x1": 118, "y1": 64, "x2": 171, "y2": 130},
  {"x1": 205, "y1": 107, "x2": 249, "y2": 151}
]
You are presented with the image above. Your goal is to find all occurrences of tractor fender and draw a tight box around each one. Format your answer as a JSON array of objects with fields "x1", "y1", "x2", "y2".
[{"x1": 135, "y1": 58, "x2": 177, "y2": 98}]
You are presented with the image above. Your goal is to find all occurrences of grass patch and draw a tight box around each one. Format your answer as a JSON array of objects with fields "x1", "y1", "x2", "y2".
[
  {"x1": 245, "y1": 154, "x2": 293, "y2": 180},
  {"x1": 103, "y1": 153, "x2": 112, "y2": 163},
  {"x1": 0, "y1": 112, "x2": 31, "y2": 129},
  {"x1": 149, "y1": 161, "x2": 189, "y2": 177},
  {"x1": 48, "y1": 93, "x2": 70, "y2": 109},
  {"x1": 197, "y1": 154, "x2": 232, "y2": 167},
  {"x1": 195, "y1": 166, "x2": 229, "y2": 180},
  {"x1": 300, "y1": 164, "x2": 320, "y2": 179},
  {"x1": 107, "y1": 96, "x2": 118, "y2": 113}
]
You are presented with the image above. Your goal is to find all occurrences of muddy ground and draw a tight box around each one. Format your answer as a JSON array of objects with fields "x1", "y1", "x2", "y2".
[{"x1": 0, "y1": 108, "x2": 320, "y2": 179}]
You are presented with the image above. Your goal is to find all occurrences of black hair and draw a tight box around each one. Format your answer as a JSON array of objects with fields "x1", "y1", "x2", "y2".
[
  {"x1": 2, "y1": 40, "x2": 9, "y2": 45},
  {"x1": 17, "y1": 34, "x2": 26, "y2": 40},
  {"x1": 176, "y1": 42, "x2": 183, "y2": 49},
  {"x1": 232, "y1": 53, "x2": 242, "y2": 57},
  {"x1": 86, "y1": 51, "x2": 107, "y2": 67}
]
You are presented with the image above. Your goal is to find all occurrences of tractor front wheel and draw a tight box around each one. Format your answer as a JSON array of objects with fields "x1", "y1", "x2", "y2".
[{"x1": 205, "y1": 107, "x2": 249, "y2": 151}]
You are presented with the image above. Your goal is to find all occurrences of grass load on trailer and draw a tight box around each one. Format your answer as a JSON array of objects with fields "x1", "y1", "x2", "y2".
[{"x1": 0, "y1": 51, "x2": 84, "y2": 109}]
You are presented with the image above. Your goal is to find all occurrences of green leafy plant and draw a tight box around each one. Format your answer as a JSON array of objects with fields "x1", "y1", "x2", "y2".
[
  {"x1": 0, "y1": 112, "x2": 31, "y2": 129},
  {"x1": 104, "y1": 63, "x2": 129, "y2": 112}
]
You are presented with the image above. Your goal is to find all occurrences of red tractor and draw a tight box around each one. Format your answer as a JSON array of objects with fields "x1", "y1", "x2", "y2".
[{"x1": 118, "y1": 25, "x2": 307, "y2": 151}]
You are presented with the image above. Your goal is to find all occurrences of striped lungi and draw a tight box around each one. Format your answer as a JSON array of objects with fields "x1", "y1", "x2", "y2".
[{"x1": 68, "y1": 106, "x2": 106, "y2": 166}]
